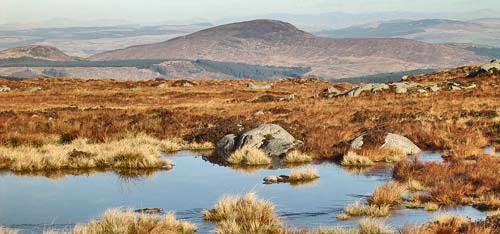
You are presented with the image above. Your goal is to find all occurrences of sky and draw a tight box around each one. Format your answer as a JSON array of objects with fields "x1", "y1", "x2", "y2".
[{"x1": 1, "y1": 0, "x2": 498, "y2": 24}]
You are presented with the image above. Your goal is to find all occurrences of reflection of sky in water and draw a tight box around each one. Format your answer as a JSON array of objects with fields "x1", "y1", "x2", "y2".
[{"x1": 0, "y1": 151, "x2": 485, "y2": 233}]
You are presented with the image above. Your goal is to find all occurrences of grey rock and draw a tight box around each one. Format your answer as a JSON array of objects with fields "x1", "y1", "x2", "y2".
[
  {"x1": 447, "y1": 82, "x2": 462, "y2": 91},
  {"x1": 263, "y1": 175, "x2": 291, "y2": 184},
  {"x1": 351, "y1": 133, "x2": 421, "y2": 155},
  {"x1": 157, "y1": 83, "x2": 168, "y2": 88},
  {"x1": 428, "y1": 85, "x2": 440, "y2": 92},
  {"x1": 279, "y1": 94, "x2": 295, "y2": 101},
  {"x1": 392, "y1": 82, "x2": 422, "y2": 94},
  {"x1": 0, "y1": 85, "x2": 11, "y2": 92},
  {"x1": 263, "y1": 176, "x2": 279, "y2": 183},
  {"x1": 217, "y1": 134, "x2": 238, "y2": 159},
  {"x1": 134, "y1": 208, "x2": 163, "y2": 214},
  {"x1": 481, "y1": 59, "x2": 500, "y2": 73},
  {"x1": 326, "y1": 87, "x2": 341, "y2": 94},
  {"x1": 463, "y1": 84, "x2": 477, "y2": 89},
  {"x1": 27, "y1": 86, "x2": 42, "y2": 93},
  {"x1": 217, "y1": 124, "x2": 297, "y2": 159},
  {"x1": 341, "y1": 83, "x2": 389, "y2": 97},
  {"x1": 247, "y1": 83, "x2": 272, "y2": 90},
  {"x1": 417, "y1": 89, "x2": 427, "y2": 93}
]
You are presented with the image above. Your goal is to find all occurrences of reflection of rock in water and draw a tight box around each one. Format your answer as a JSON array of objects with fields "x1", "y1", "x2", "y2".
[
  {"x1": 9, "y1": 168, "x2": 169, "y2": 182},
  {"x1": 202, "y1": 152, "x2": 309, "y2": 174},
  {"x1": 341, "y1": 164, "x2": 391, "y2": 177}
]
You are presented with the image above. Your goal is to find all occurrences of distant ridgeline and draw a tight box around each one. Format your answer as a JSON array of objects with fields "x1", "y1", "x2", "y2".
[
  {"x1": 332, "y1": 69, "x2": 436, "y2": 84},
  {"x1": 0, "y1": 57, "x2": 312, "y2": 80}
]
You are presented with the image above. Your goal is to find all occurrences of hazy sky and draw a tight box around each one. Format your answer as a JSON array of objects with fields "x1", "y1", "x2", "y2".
[{"x1": 1, "y1": 0, "x2": 497, "y2": 24}]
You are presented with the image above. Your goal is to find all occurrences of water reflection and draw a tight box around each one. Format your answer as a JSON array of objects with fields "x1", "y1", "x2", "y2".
[{"x1": 0, "y1": 150, "x2": 486, "y2": 234}]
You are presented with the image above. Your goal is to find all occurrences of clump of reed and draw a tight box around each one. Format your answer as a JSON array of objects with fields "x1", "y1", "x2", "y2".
[
  {"x1": 369, "y1": 182, "x2": 405, "y2": 206},
  {"x1": 226, "y1": 146, "x2": 271, "y2": 165},
  {"x1": 341, "y1": 151, "x2": 375, "y2": 166},
  {"x1": 72, "y1": 209, "x2": 196, "y2": 234},
  {"x1": 202, "y1": 193, "x2": 283, "y2": 234},
  {"x1": 288, "y1": 168, "x2": 320, "y2": 182},
  {"x1": 341, "y1": 201, "x2": 390, "y2": 219},
  {"x1": 283, "y1": 150, "x2": 313, "y2": 164},
  {"x1": 423, "y1": 202, "x2": 439, "y2": 211},
  {"x1": 0, "y1": 133, "x2": 178, "y2": 171}
]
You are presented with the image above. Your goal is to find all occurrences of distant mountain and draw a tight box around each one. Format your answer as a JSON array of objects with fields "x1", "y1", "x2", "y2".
[
  {"x1": 319, "y1": 18, "x2": 500, "y2": 48},
  {"x1": 90, "y1": 19, "x2": 486, "y2": 79},
  {"x1": 0, "y1": 45, "x2": 75, "y2": 61}
]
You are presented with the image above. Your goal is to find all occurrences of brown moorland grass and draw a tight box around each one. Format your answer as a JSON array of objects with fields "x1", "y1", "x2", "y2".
[
  {"x1": 369, "y1": 182, "x2": 405, "y2": 206},
  {"x1": 394, "y1": 156, "x2": 500, "y2": 209},
  {"x1": 0, "y1": 66, "x2": 497, "y2": 160}
]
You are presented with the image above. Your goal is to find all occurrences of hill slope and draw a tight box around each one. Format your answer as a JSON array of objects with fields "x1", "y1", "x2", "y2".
[
  {"x1": 319, "y1": 18, "x2": 500, "y2": 48},
  {"x1": 0, "y1": 45, "x2": 75, "y2": 61},
  {"x1": 90, "y1": 19, "x2": 486, "y2": 79}
]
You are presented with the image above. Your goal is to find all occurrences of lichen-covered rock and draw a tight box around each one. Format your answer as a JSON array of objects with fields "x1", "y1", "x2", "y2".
[
  {"x1": 392, "y1": 82, "x2": 422, "y2": 94},
  {"x1": 0, "y1": 85, "x2": 11, "y2": 92},
  {"x1": 217, "y1": 124, "x2": 297, "y2": 158},
  {"x1": 351, "y1": 132, "x2": 421, "y2": 155},
  {"x1": 481, "y1": 59, "x2": 500, "y2": 73},
  {"x1": 247, "y1": 83, "x2": 272, "y2": 90}
]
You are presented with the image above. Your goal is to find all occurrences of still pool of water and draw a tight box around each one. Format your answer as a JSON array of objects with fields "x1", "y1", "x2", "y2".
[{"x1": 0, "y1": 151, "x2": 486, "y2": 233}]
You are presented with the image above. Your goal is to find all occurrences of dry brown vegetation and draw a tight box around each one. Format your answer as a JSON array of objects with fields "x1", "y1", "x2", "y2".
[
  {"x1": 394, "y1": 156, "x2": 500, "y2": 209},
  {"x1": 0, "y1": 66, "x2": 497, "y2": 161}
]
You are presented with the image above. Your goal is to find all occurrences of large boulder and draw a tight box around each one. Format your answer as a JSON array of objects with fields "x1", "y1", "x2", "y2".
[
  {"x1": 217, "y1": 124, "x2": 297, "y2": 159},
  {"x1": 351, "y1": 132, "x2": 421, "y2": 155},
  {"x1": 481, "y1": 59, "x2": 500, "y2": 73}
]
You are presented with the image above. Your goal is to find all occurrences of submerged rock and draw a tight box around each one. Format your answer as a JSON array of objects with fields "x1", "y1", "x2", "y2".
[
  {"x1": 263, "y1": 175, "x2": 290, "y2": 184},
  {"x1": 134, "y1": 208, "x2": 163, "y2": 214},
  {"x1": 351, "y1": 132, "x2": 421, "y2": 155},
  {"x1": 217, "y1": 124, "x2": 298, "y2": 159}
]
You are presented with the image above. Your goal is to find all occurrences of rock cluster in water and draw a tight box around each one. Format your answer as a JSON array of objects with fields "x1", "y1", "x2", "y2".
[{"x1": 217, "y1": 124, "x2": 299, "y2": 160}]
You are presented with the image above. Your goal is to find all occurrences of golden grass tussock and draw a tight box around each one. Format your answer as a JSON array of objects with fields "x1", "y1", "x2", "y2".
[
  {"x1": 423, "y1": 203, "x2": 439, "y2": 212},
  {"x1": 358, "y1": 219, "x2": 394, "y2": 234},
  {"x1": 0, "y1": 226, "x2": 18, "y2": 234},
  {"x1": 407, "y1": 179, "x2": 426, "y2": 192},
  {"x1": 344, "y1": 201, "x2": 390, "y2": 218},
  {"x1": 202, "y1": 193, "x2": 283, "y2": 234},
  {"x1": 0, "y1": 133, "x2": 180, "y2": 171},
  {"x1": 283, "y1": 150, "x2": 313, "y2": 163},
  {"x1": 369, "y1": 182, "x2": 405, "y2": 206},
  {"x1": 288, "y1": 168, "x2": 320, "y2": 181},
  {"x1": 227, "y1": 146, "x2": 271, "y2": 165},
  {"x1": 73, "y1": 209, "x2": 196, "y2": 234},
  {"x1": 341, "y1": 151, "x2": 375, "y2": 167},
  {"x1": 288, "y1": 227, "x2": 358, "y2": 234}
]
